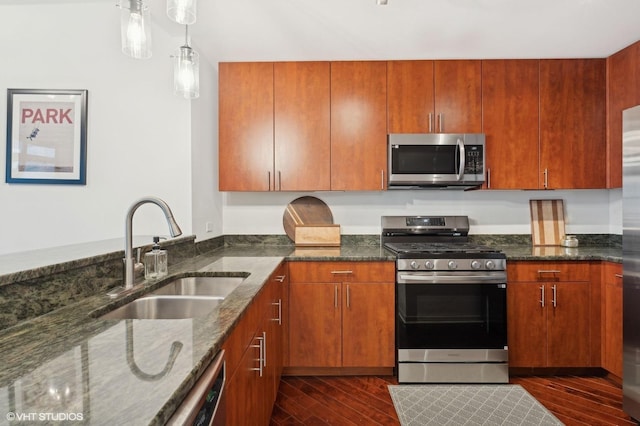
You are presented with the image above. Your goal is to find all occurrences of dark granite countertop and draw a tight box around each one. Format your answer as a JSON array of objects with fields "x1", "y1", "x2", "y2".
[{"x1": 0, "y1": 237, "x2": 622, "y2": 425}]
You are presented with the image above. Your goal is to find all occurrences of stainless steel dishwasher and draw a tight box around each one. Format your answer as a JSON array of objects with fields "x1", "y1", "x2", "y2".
[{"x1": 167, "y1": 349, "x2": 226, "y2": 426}]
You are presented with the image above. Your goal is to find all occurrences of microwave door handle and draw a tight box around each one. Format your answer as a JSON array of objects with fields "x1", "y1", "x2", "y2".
[{"x1": 457, "y1": 138, "x2": 465, "y2": 181}]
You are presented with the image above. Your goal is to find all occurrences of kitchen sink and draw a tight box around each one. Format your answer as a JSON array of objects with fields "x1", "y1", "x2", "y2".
[
  {"x1": 99, "y1": 295, "x2": 221, "y2": 320},
  {"x1": 151, "y1": 276, "x2": 245, "y2": 298}
]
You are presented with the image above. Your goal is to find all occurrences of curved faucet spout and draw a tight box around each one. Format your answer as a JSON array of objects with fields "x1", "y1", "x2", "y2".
[{"x1": 124, "y1": 197, "x2": 183, "y2": 289}]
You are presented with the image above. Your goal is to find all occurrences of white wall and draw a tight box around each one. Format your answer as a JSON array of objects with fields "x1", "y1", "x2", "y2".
[
  {"x1": 0, "y1": 3, "x2": 200, "y2": 255},
  {"x1": 223, "y1": 189, "x2": 622, "y2": 236},
  {"x1": 0, "y1": 3, "x2": 623, "y2": 257}
]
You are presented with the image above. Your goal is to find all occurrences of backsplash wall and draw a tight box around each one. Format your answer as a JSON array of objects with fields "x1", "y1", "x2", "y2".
[{"x1": 222, "y1": 188, "x2": 622, "y2": 236}]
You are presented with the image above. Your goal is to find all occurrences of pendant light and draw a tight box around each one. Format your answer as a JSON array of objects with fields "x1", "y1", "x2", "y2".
[
  {"x1": 167, "y1": 0, "x2": 197, "y2": 25},
  {"x1": 118, "y1": 0, "x2": 152, "y2": 59},
  {"x1": 172, "y1": 25, "x2": 200, "y2": 99}
]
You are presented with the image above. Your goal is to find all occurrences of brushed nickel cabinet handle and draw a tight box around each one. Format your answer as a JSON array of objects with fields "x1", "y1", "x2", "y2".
[
  {"x1": 381, "y1": 170, "x2": 385, "y2": 190},
  {"x1": 552, "y1": 285, "x2": 557, "y2": 308},
  {"x1": 275, "y1": 275, "x2": 286, "y2": 283},
  {"x1": 538, "y1": 270, "x2": 561, "y2": 274},
  {"x1": 267, "y1": 171, "x2": 271, "y2": 191},
  {"x1": 540, "y1": 285, "x2": 545, "y2": 308},
  {"x1": 250, "y1": 336, "x2": 264, "y2": 377},
  {"x1": 487, "y1": 168, "x2": 491, "y2": 189},
  {"x1": 346, "y1": 284, "x2": 350, "y2": 308},
  {"x1": 271, "y1": 299, "x2": 282, "y2": 325},
  {"x1": 428, "y1": 113, "x2": 433, "y2": 133},
  {"x1": 278, "y1": 171, "x2": 282, "y2": 191},
  {"x1": 438, "y1": 113, "x2": 443, "y2": 132},
  {"x1": 334, "y1": 285, "x2": 338, "y2": 308},
  {"x1": 543, "y1": 168, "x2": 548, "y2": 189},
  {"x1": 331, "y1": 270, "x2": 353, "y2": 274},
  {"x1": 615, "y1": 274, "x2": 623, "y2": 279}
]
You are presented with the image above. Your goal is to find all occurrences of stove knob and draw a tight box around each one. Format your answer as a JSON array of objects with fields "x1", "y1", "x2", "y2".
[
  {"x1": 410, "y1": 261, "x2": 420, "y2": 270},
  {"x1": 485, "y1": 260, "x2": 495, "y2": 270},
  {"x1": 448, "y1": 260, "x2": 458, "y2": 270},
  {"x1": 424, "y1": 260, "x2": 434, "y2": 270},
  {"x1": 471, "y1": 260, "x2": 481, "y2": 270}
]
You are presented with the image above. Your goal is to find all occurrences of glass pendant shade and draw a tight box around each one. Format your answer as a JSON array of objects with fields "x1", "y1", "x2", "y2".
[
  {"x1": 119, "y1": 0, "x2": 152, "y2": 59},
  {"x1": 173, "y1": 45, "x2": 200, "y2": 99},
  {"x1": 167, "y1": 0, "x2": 197, "y2": 25}
]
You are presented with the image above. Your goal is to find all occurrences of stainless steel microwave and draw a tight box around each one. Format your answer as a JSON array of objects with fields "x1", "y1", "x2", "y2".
[{"x1": 387, "y1": 133, "x2": 485, "y2": 189}]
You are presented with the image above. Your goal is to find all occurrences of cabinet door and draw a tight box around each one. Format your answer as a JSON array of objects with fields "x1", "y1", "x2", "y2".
[
  {"x1": 434, "y1": 60, "x2": 482, "y2": 133},
  {"x1": 289, "y1": 282, "x2": 341, "y2": 367},
  {"x1": 507, "y1": 282, "x2": 547, "y2": 367},
  {"x1": 603, "y1": 263, "x2": 623, "y2": 376},
  {"x1": 607, "y1": 41, "x2": 640, "y2": 189},
  {"x1": 219, "y1": 62, "x2": 274, "y2": 191},
  {"x1": 225, "y1": 334, "x2": 261, "y2": 426},
  {"x1": 546, "y1": 282, "x2": 591, "y2": 367},
  {"x1": 482, "y1": 60, "x2": 540, "y2": 189},
  {"x1": 342, "y1": 282, "x2": 395, "y2": 367},
  {"x1": 387, "y1": 60, "x2": 435, "y2": 133},
  {"x1": 274, "y1": 62, "x2": 331, "y2": 191},
  {"x1": 540, "y1": 59, "x2": 606, "y2": 189},
  {"x1": 331, "y1": 61, "x2": 387, "y2": 190}
]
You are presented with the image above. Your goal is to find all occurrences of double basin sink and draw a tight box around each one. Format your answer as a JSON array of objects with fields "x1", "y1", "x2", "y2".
[{"x1": 99, "y1": 274, "x2": 247, "y2": 320}]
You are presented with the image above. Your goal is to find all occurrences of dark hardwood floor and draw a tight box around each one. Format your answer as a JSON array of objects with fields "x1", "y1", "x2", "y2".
[{"x1": 270, "y1": 375, "x2": 637, "y2": 425}]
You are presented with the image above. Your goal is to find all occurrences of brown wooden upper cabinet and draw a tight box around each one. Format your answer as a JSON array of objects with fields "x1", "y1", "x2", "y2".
[
  {"x1": 219, "y1": 62, "x2": 274, "y2": 191},
  {"x1": 387, "y1": 60, "x2": 482, "y2": 133},
  {"x1": 219, "y1": 61, "x2": 331, "y2": 191},
  {"x1": 607, "y1": 41, "x2": 640, "y2": 189},
  {"x1": 539, "y1": 59, "x2": 607, "y2": 189},
  {"x1": 331, "y1": 61, "x2": 388, "y2": 191},
  {"x1": 482, "y1": 60, "x2": 540, "y2": 189}
]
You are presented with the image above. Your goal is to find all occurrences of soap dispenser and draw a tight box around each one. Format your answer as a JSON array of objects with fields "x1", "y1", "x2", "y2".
[{"x1": 144, "y1": 236, "x2": 168, "y2": 279}]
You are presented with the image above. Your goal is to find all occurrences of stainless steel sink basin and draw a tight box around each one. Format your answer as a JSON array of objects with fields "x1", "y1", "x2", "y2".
[
  {"x1": 100, "y1": 295, "x2": 221, "y2": 320},
  {"x1": 151, "y1": 276, "x2": 245, "y2": 298}
]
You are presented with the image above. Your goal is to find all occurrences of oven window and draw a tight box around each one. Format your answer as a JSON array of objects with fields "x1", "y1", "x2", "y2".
[
  {"x1": 397, "y1": 283, "x2": 507, "y2": 349},
  {"x1": 391, "y1": 145, "x2": 458, "y2": 175}
]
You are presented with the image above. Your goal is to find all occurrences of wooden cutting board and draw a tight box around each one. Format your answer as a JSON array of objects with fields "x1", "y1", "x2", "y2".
[
  {"x1": 283, "y1": 196, "x2": 334, "y2": 241},
  {"x1": 530, "y1": 199, "x2": 566, "y2": 246}
]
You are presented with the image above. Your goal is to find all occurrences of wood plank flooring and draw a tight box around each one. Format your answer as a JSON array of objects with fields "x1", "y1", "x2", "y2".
[{"x1": 270, "y1": 375, "x2": 636, "y2": 425}]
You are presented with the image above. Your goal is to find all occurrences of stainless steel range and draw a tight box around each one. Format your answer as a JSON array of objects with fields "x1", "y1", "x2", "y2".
[{"x1": 382, "y1": 215, "x2": 508, "y2": 384}]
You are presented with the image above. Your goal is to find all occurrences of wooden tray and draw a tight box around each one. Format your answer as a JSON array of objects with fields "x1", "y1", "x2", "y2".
[
  {"x1": 283, "y1": 196, "x2": 334, "y2": 241},
  {"x1": 530, "y1": 199, "x2": 566, "y2": 246},
  {"x1": 294, "y1": 225, "x2": 341, "y2": 247}
]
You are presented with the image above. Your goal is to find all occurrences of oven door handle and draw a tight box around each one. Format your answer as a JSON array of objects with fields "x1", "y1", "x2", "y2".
[{"x1": 398, "y1": 274, "x2": 506, "y2": 284}]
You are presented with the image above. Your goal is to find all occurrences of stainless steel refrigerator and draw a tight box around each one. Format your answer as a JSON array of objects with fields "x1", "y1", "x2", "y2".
[{"x1": 623, "y1": 104, "x2": 640, "y2": 420}]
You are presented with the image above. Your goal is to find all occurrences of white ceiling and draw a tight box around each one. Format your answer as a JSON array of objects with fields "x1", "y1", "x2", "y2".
[
  {"x1": 4, "y1": 0, "x2": 640, "y2": 64},
  {"x1": 175, "y1": 0, "x2": 640, "y2": 64}
]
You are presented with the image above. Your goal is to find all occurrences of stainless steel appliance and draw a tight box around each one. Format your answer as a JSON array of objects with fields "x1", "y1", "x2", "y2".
[
  {"x1": 387, "y1": 133, "x2": 485, "y2": 189},
  {"x1": 623, "y1": 105, "x2": 640, "y2": 420},
  {"x1": 167, "y1": 349, "x2": 226, "y2": 425},
  {"x1": 382, "y1": 216, "x2": 508, "y2": 384}
]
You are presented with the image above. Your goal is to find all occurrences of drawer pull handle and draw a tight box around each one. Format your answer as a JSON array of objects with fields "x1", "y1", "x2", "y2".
[
  {"x1": 331, "y1": 270, "x2": 353, "y2": 274},
  {"x1": 537, "y1": 270, "x2": 561, "y2": 274},
  {"x1": 552, "y1": 285, "x2": 558, "y2": 308},
  {"x1": 275, "y1": 275, "x2": 286, "y2": 283},
  {"x1": 615, "y1": 274, "x2": 623, "y2": 279},
  {"x1": 540, "y1": 286, "x2": 545, "y2": 308}
]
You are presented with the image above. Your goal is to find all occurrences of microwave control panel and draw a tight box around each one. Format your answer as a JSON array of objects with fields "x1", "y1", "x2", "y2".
[{"x1": 464, "y1": 145, "x2": 484, "y2": 174}]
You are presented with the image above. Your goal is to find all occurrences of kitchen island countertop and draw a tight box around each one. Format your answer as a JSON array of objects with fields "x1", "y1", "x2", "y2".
[{"x1": 0, "y1": 238, "x2": 621, "y2": 425}]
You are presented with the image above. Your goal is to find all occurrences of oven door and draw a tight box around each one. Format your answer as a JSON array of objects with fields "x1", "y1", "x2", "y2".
[{"x1": 396, "y1": 272, "x2": 507, "y2": 351}]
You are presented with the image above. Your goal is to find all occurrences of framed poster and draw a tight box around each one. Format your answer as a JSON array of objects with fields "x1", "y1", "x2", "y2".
[{"x1": 5, "y1": 88, "x2": 87, "y2": 184}]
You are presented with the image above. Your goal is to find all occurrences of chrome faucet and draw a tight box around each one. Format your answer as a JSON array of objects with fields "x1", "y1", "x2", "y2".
[{"x1": 124, "y1": 197, "x2": 182, "y2": 289}]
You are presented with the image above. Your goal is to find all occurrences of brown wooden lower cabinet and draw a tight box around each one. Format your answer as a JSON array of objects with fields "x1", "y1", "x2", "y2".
[
  {"x1": 222, "y1": 262, "x2": 286, "y2": 425},
  {"x1": 287, "y1": 261, "x2": 395, "y2": 371},
  {"x1": 507, "y1": 261, "x2": 595, "y2": 368},
  {"x1": 602, "y1": 262, "x2": 623, "y2": 377}
]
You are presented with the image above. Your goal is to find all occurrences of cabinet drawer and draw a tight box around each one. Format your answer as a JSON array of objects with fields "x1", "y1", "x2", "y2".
[
  {"x1": 507, "y1": 261, "x2": 591, "y2": 282},
  {"x1": 289, "y1": 261, "x2": 394, "y2": 283}
]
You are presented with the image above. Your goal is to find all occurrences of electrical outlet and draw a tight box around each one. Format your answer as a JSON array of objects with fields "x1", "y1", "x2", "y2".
[{"x1": 205, "y1": 222, "x2": 213, "y2": 233}]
